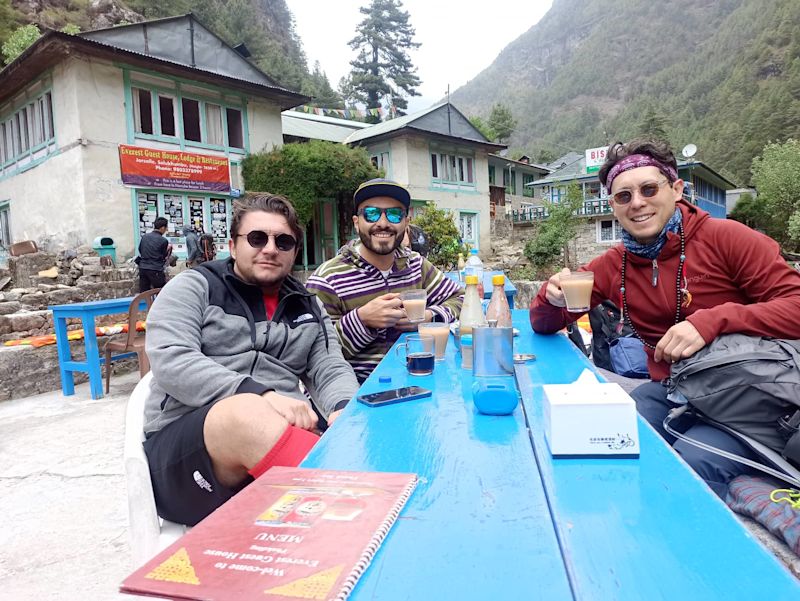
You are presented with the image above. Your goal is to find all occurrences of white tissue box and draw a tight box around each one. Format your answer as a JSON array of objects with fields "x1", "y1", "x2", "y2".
[{"x1": 542, "y1": 382, "x2": 640, "y2": 457}]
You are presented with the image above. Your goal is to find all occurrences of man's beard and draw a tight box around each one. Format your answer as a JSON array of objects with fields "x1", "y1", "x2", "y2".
[{"x1": 358, "y1": 225, "x2": 403, "y2": 256}]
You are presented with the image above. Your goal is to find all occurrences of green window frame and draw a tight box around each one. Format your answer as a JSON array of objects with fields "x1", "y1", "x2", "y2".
[
  {"x1": 522, "y1": 173, "x2": 535, "y2": 197},
  {"x1": 430, "y1": 148, "x2": 476, "y2": 188},
  {"x1": 0, "y1": 86, "x2": 56, "y2": 172},
  {"x1": 124, "y1": 69, "x2": 248, "y2": 154}
]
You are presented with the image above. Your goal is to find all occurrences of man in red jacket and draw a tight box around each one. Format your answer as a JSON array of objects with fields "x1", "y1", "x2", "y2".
[{"x1": 530, "y1": 138, "x2": 800, "y2": 497}]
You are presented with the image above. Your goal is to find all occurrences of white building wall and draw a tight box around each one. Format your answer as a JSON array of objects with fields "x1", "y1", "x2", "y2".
[
  {"x1": 1, "y1": 148, "x2": 86, "y2": 250},
  {"x1": 388, "y1": 135, "x2": 490, "y2": 251},
  {"x1": 74, "y1": 58, "x2": 136, "y2": 255},
  {"x1": 248, "y1": 99, "x2": 283, "y2": 154},
  {"x1": 0, "y1": 54, "x2": 286, "y2": 258},
  {"x1": 0, "y1": 58, "x2": 89, "y2": 251}
]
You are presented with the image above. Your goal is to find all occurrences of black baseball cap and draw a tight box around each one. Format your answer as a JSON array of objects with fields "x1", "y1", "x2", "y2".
[{"x1": 353, "y1": 178, "x2": 411, "y2": 211}]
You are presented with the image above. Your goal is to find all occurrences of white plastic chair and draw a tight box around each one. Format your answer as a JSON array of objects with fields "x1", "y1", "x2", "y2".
[{"x1": 124, "y1": 372, "x2": 188, "y2": 567}]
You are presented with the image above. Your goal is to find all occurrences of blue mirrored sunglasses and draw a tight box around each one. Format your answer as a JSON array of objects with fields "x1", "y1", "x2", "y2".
[{"x1": 359, "y1": 206, "x2": 406, "y2": 224}]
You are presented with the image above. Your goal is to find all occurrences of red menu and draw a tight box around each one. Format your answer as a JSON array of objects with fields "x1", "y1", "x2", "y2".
[{"x1": 121, "y1": 467, "x2": 417, "y2": 601}]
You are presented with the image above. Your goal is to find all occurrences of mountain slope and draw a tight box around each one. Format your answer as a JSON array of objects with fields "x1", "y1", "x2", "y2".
[{"x1": 452, "y1": 0, "x2": 800, "y2": 184}]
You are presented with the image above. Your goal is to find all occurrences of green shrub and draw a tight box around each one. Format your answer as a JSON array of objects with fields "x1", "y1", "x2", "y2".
[
  {"x1": 410, "y1": 203, "x2": 468, "y2": 270},
  {"x1": 241, "y1": 140, "x2": 380, "y2": 225}
]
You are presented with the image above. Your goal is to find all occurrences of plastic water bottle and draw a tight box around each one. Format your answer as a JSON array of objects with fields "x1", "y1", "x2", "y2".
[{"x1": 465, "y1": 249, "x2": 485, "y2": 299}]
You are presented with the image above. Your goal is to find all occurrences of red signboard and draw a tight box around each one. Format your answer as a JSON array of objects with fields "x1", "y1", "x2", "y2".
[{"x1": 118, "y1": 145, "x2": 231, "y2": 193}]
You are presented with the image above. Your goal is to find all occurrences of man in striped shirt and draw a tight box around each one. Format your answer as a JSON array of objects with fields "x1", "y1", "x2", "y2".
[{"x1": 307, "y1": 179, "x2": 463, "y2": 382}]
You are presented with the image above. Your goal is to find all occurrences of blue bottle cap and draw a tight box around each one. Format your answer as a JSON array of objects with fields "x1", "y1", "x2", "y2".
[{"x1": 379, "y1": 376, "x2": 392, "y2": 384}]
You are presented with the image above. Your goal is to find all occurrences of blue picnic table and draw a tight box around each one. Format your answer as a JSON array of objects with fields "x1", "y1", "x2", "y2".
[
  {"x1": 302, "y1": 309, "x2": 800, "y2": 600},
  {"x1": 49, "y1": 296, "x2": 138, "y2": 400}
]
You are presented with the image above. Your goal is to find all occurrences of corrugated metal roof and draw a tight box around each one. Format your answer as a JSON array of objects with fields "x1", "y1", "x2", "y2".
[
  {"x1": 282, "y1": 112, "x2": 368, "y2": 142},
  {"x1": 344, "y1": 102, "x2": 446, "y2": 144},
  {"x1": 0, "y1": 30, "x2": 309, "y2": 109},
  {"x1": 531, "y1": 159, "x2": 737, "y2": 189}
]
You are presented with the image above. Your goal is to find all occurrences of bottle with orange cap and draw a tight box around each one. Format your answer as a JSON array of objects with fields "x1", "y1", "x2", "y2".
[
  {"x1": 460, "y1": 274, "x2": 487, "y2": 336},
  {"x1": 485, "y1": 274, "x2": 512, "y2": 327}
]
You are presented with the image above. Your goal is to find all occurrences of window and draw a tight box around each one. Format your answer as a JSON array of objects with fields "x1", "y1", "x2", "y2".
[
  {"x1": 0, "y1": 203, "x2": 10, "y2": 250},
  {"x1": 503, "y1": 168, "x2": 516, "y2": 194},
  {"x1": 0, "y1": 88, "x2": 56, "y2": 169},
  {"x1": 44, "y1": 92, "x2": 53, "y2": 140},
  {"x1": 489, "y1": 165, "x2": 495, "y2": 185},
  {"x1": 370, "y1": 151, "x2": 390, "y2": 172},
  {"x1": 598, "y1": 219, "x2": 624, "y2": 243},
  {"x1": 182, "y1": 98, "x2": 201, "y2": 141},
  {"x1": 30, "y1": 101, "x2": 43, "y2": 147},
  {"x1": 129, "y1": 77, "x2": 246, "y2": 150},
  {"x1": 205, "y1": 103, "x2": 223, "y2": 146},
  {"x1": 0, "y1": 123, "x2": 6, "y2": 164},
  {"x1": 226, "y1": 108, "x2": 243, "y2": 148},
  {"x1": 133, "y1": 88, "x2": 153, "y2": 134},
  {"x1": 459, "y1": 212, "x2": 478, "y2": 248},
  {"x1": 17, "y1": 112, "x2": 28, "y2": 153},
  {"x1": 584, "y1": 182, "x2": 602, "y2": 199},
  {"x1": 158, "y1": 95, "x2": 176, "y2": 136},
  {"x1": 430, "y1": 151, "x2": 474, "y2": 185},
  {"x1": 522, "y1": 173, "x2": 536, "y2": 197}
]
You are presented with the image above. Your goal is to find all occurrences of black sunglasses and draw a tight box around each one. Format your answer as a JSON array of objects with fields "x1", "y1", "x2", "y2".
[
  {"x1": 236, "y1": 231, "x2": 297, "y2": 252},
  {"x1": 359, "y1": 206, "x2": 407, "y2": 224},
  {"x1": 611, "y1": 179, "x2": 670, "y2": 205}
]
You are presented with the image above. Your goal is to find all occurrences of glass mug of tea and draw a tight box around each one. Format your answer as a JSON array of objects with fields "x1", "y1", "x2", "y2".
[
  {"x1": 560, "y1": 271, "x2": 594, "y2": 312},
  {"x1": 400, "y1": 289, "x2": 427, "y2": 323},
  {"x1": 395, "y1": 335, "x2": 435, "y2": 376}
]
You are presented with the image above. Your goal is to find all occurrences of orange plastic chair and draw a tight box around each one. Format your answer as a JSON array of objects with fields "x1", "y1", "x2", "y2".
[{"x1": 104, "y1": 288, "x2": 161, "y2": 393}]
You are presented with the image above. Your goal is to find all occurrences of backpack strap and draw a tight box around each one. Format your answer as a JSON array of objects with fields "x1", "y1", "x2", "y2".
[{"x1": 663, "y1": 405, "x2": 800, "y2": 488}]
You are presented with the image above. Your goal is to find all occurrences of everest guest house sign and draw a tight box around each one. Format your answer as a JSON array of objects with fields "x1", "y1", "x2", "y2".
[{"x1": 118, "y1": 145, "x2": 231, "y2": 193}]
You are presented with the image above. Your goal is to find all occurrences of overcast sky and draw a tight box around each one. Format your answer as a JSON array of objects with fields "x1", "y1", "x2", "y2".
[{"x1": 288, "y1": 0, "x2": 554, "y2": 113}]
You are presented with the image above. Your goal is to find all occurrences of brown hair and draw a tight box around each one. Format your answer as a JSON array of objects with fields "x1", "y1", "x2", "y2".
[
  {"x1": 598, "y1": 138, "x2": 678, "y2": 188},
  {"x1": 230, "y1": 193, "x2": 304, "y2": 250}
]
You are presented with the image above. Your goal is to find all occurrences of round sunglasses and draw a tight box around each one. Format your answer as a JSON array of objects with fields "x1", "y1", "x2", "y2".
[
  {"x1": 359, "y1": 206, "x2": 407, "y2": 224},
  {"x1": 236, "y1": 230, "x2": 297, "y2": 252},
  {"x1": 611, "y1": 178, "x2": 670, "y2": 205}
]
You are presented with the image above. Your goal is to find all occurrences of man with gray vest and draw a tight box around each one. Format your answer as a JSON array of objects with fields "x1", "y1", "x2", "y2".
[{"x1": 143, "y1": 194, "x2": 359, "y2": 526}]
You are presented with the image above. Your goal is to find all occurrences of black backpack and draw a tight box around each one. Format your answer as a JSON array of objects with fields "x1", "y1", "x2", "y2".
[
  {"x1": 199, "y1": 233, "x2": 216, "y2": 262},
  {"x1": 665, "y1": 334, "x2": 800, "y2": 486},
  {"x1": 588, "y1": 300, "x2": 633, "y2": 372}
]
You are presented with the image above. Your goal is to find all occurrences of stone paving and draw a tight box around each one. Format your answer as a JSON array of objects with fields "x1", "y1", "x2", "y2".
[{"x1": 0, "y1": 370, "x2": 139, "y2": 600}]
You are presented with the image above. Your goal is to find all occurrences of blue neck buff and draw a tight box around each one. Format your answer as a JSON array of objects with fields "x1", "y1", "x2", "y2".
[{"x1": 621, "y1": 208, "x2": 682, "y2": 259}]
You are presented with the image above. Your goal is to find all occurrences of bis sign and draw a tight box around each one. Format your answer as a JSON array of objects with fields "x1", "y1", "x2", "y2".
[{"x1": 585, "y1": 146, "x2": 608, "y2": 174}]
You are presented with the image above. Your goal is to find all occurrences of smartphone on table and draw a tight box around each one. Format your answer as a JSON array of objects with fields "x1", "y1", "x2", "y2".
[{"x1": 357, "y1": 386, "x2": 432, "y2": 407}]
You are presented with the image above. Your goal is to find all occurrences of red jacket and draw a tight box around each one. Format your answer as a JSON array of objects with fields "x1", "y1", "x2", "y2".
[{"x1": 530, "y1": 201, "x2": 800, "y2": 381}]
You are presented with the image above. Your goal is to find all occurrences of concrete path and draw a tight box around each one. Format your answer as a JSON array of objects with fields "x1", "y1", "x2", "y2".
[
  {"x1": 1, "y1": 368, "x2": 798, "y2": 600},
  {"x1": 0, "y1": 371, "x2": 140, "y2": 601}
]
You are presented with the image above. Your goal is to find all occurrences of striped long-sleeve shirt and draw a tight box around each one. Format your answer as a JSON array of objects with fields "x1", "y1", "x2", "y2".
[{"x1": 306, "y1": 240, "x2": 463, "y2": 382}]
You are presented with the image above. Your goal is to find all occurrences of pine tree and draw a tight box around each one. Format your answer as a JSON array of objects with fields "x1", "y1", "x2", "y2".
[
  {"x1": 346, "y1": 0, "x2": 421, "y2": 122},
  {"x1": 303, "y1": 62, "x2": 344, "y2": 108},
  {"x1": 636, "y1": 105, "x2": 669, "y2": 141},
  {"x1": 487, "y1": 104, "x2": 516, "y2": 143}
]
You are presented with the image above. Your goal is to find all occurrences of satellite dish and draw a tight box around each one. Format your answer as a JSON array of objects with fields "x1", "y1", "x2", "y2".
[{"x1": 682, "y1": 143, "x2": 697, "y2": 159}]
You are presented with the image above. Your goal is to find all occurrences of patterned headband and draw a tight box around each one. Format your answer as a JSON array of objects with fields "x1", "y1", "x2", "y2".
[{"x1": 605, "y1": 154, "x2": 679, "y2": 191}]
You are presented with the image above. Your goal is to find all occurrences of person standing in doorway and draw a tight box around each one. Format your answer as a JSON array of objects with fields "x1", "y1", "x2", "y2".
[
  {"x1": 183, "y1": 225, "x2": 202, "y2": 268},
  {"x1": 138, "y1": 216, "x2": 169, "y2": 292}
]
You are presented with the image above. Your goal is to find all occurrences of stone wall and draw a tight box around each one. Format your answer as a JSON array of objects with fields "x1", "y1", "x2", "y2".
[
  {"x1": 0, "y1": 247, "x2": 139, "y2": 400},
  {"x1": 0, "y1": 336, "x2": 136, "y2": 401},
  {"x1": 508, "y1": 219, "x2": 613, "y2": 269}
]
